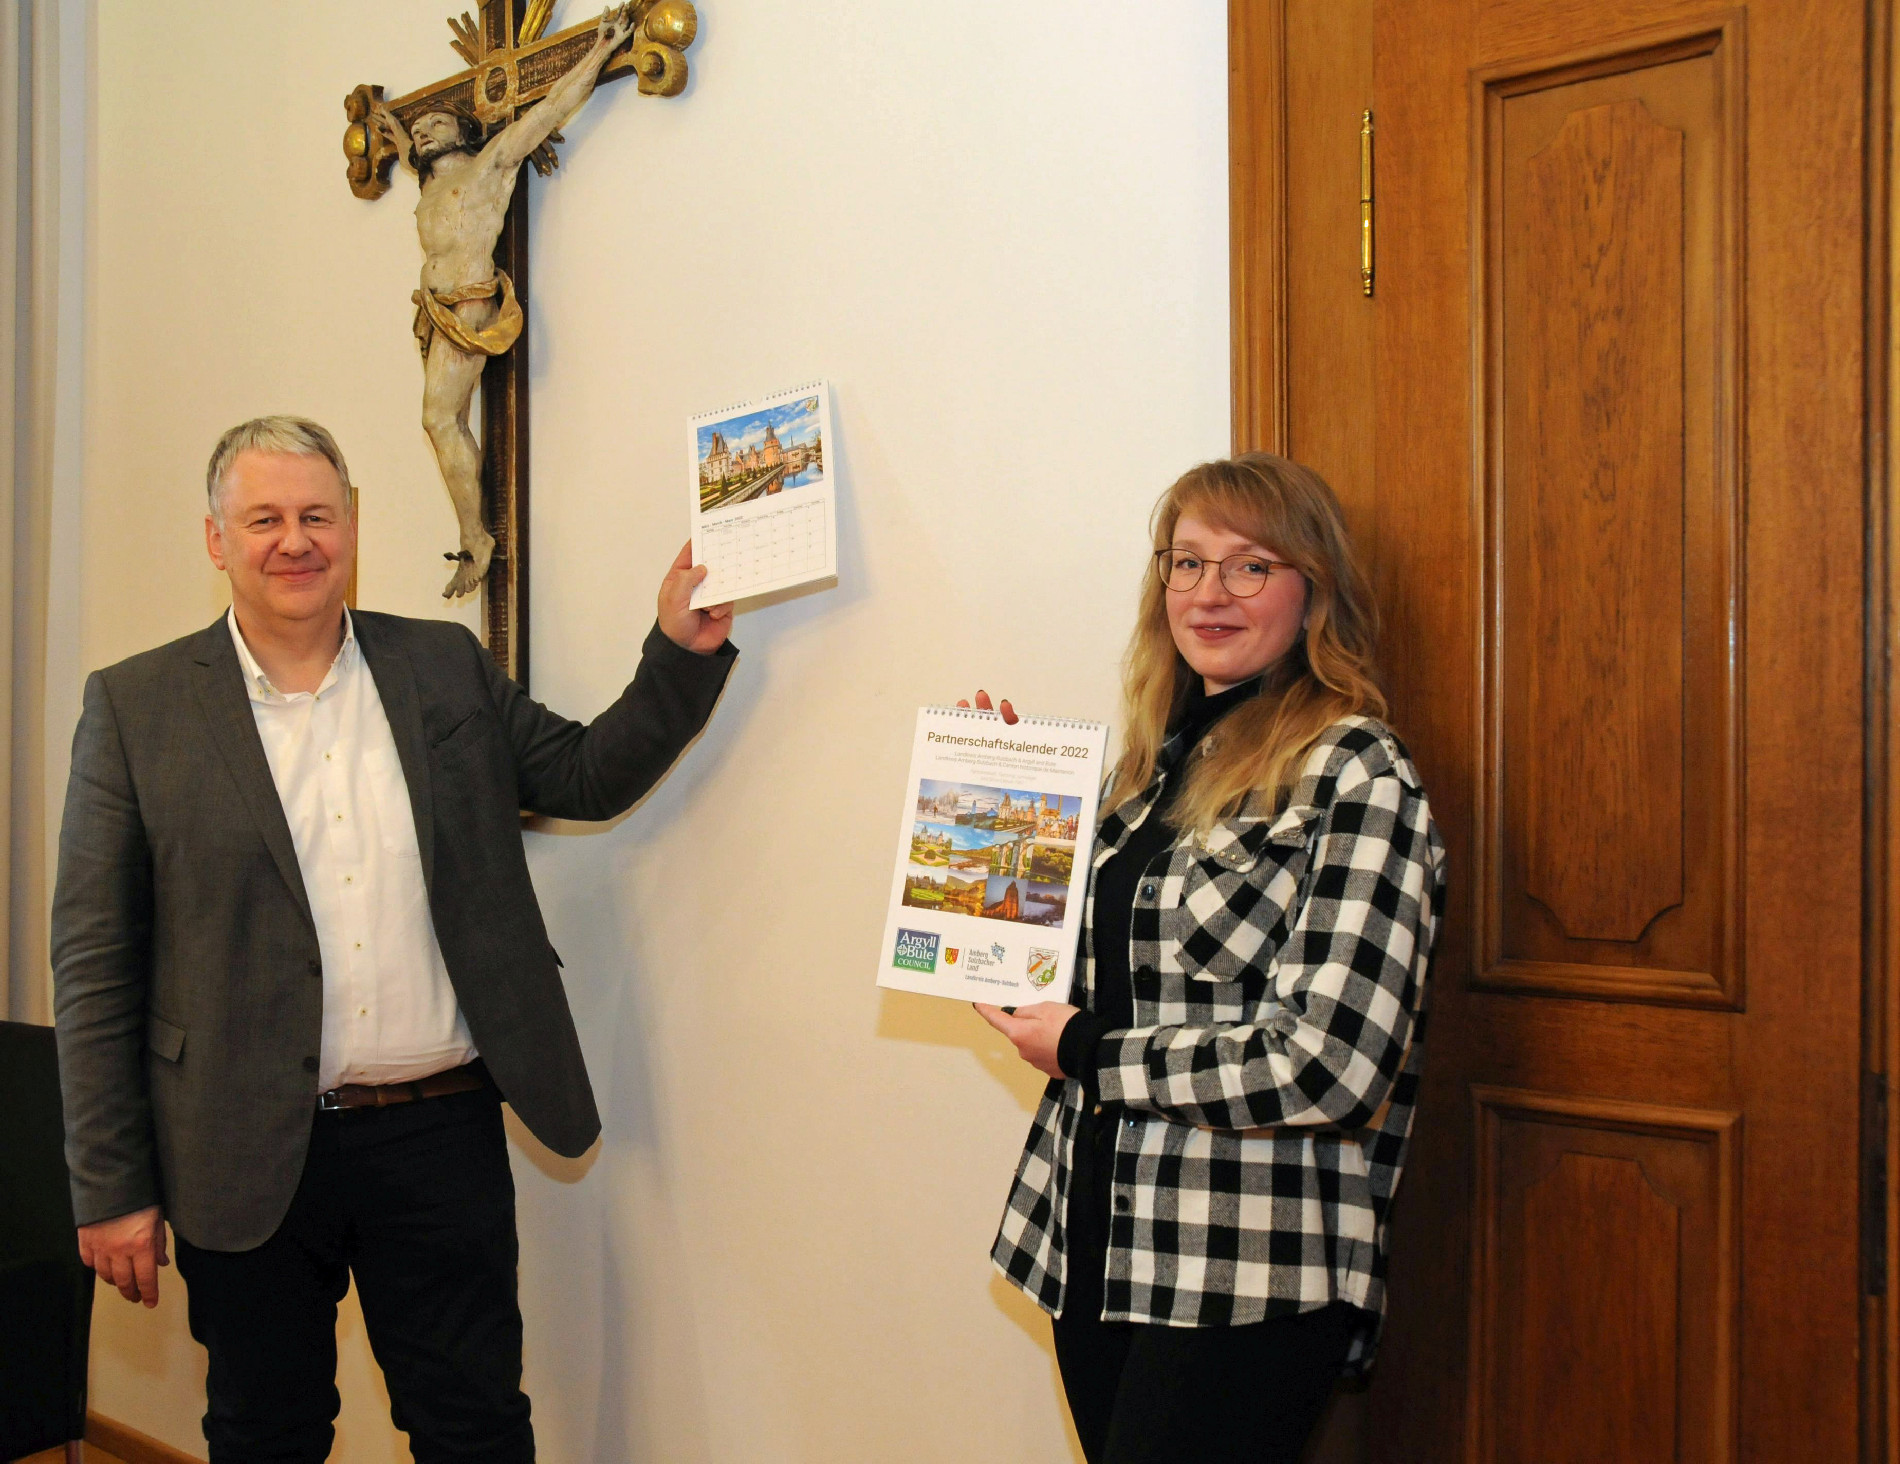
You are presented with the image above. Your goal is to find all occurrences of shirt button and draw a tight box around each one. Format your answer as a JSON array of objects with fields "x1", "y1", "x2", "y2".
[
  {"x1": 344, "y1": 875, "x2": 354, "y2": 885},
  {"x1": 1092, "y1": 1103, "x2": 1104, "y2": 1116},
  {"x1": 1140, "y1": 882, "x2": 1157, "y2": 900},
  {"x1": 306, "y1": 958, "x2": 321, "y2": 977},
  {"x1": 324, "y1": 752, "x2": 332, "y2": 761},
  {"x1": 334, "y1": 813, "x2": 344, "y2": 822},
  {"x1": 354, "y1": 941, "x2": 363, "y2": 950},
  {"x1": 1114, "y1": 1194, "x2": 1131, "y2": 1213},
  {"x1": 302, "y1": 1055, "x2": 319, "y2": 1073}
]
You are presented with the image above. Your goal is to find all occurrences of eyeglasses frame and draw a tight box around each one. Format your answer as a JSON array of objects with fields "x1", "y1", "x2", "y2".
[{"x1": 1153, "y1": 547, "x2": 1297, "y2": 599}]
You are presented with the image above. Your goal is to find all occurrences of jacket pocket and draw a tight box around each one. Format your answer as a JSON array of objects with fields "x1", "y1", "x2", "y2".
[
  {"x1": 1194, "y1": 801, "x2": 1320, "y2": 873},
  {"x1": 147, "y1": 1014, "x2": 185, "y2": 1064},
  {"x1": 1166, "y1": 844, "x2": 1308, "y2": 984},
  {"x1": 429, "y1": 704, "x2": 493, "y2": 755}
]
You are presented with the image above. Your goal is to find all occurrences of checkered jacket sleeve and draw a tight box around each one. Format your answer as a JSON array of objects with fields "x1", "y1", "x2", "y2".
[{"x1": 1093, "y1": 729, "x2": 1437, "y2": 1131}]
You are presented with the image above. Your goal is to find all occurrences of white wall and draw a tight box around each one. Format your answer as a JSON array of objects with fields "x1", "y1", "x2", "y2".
[{"x1": 79, "y1": 2, "x2": 1230, "y2": 1458}]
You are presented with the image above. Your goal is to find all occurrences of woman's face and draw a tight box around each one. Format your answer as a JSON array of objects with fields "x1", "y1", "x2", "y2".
[{"x1": 1163, "y1": 513, "x2": 1309, "y2": 694}]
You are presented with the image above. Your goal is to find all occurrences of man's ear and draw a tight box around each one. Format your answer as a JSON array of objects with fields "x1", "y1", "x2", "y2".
[{"x1": 205, "y1": 514, "x2": 227, "y2": 572}]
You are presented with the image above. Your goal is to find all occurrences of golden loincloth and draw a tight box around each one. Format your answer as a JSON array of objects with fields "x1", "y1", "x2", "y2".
[{"x1": 411, "y1": 271, "x2": 524, "y2": 359}]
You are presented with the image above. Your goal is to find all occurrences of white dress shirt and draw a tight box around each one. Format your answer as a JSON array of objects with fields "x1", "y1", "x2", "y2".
[{"x1": 228, "y1": 609, "x2": 477, "y2": 1092}]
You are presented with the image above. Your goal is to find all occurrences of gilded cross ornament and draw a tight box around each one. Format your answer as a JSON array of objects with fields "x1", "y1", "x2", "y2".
[{"x1": 339, "y1": 0, "x2": 699, "y2": 685}]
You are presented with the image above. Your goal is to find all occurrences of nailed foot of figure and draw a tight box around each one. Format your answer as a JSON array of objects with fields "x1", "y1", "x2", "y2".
[{"x1": 442, "y1": 529, "x2": 496, "y2": 599}]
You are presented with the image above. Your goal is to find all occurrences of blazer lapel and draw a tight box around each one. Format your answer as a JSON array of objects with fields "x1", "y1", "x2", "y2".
[
  {"x1": 354, "y1": 615, "x2": 435, "y2": 896},
  {"x1": 190, "y1": 616, "x2": 316, "y2": 933}
]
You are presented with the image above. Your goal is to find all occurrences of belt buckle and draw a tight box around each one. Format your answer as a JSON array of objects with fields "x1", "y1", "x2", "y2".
[{"x1": 317, "y1": 1088, "x2": 345, "y2": 1112}]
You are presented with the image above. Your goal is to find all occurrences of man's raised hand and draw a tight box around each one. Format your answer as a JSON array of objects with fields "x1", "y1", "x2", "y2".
[
  {"x1": 78, "y1": 1204, "x2": 168, "y2": 1308},
  {"x1": 658, "y1": 541, "x2": 734, "y2": 654}
]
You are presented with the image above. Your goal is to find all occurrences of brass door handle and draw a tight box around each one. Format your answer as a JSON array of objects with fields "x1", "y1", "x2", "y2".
[{"x1": 1361, "y1": 109, "x2": 1375, "y2": 297}]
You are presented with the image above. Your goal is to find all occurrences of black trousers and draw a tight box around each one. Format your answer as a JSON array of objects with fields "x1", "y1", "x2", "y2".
[
  {"x1": 172, "y1": 1087, "x2": 534, "y2": 1464},
  {"x1": 1053, "y1": 1104, "x2": 1353, "y2": 1464}
]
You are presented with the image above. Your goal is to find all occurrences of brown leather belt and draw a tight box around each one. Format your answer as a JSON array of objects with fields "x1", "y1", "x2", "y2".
[{"x1": 316, "y1": 1060, "x2": 488, "y2": 1112}]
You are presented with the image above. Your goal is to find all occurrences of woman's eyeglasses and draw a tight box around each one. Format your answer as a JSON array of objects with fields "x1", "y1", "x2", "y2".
[{"x1": 1153, "y1": 549, "x2": 1295, "y2": 598}]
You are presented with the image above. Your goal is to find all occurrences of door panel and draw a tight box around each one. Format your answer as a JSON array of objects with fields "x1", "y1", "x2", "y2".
[
  {"x1": 1472, "y1": 1088, "x2": 1740, "y2": 1464},
  {"x1": 1480, "y1": 20, "x2": 1744, "y2": 1007},
  {"x1": 1236, "y1": 2, "x2": 1868, "y2": 1459}
]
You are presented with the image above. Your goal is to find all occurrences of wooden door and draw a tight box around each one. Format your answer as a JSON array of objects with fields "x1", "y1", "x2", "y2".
[{"x1": 1232, "y1": 2, "x2": 1877, "y2": 1459}]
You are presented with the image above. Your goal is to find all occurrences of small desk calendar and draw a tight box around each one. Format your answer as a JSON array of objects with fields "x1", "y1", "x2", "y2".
[{"x1": 688, "y1": 381, "x2": 839, "y2": 607}]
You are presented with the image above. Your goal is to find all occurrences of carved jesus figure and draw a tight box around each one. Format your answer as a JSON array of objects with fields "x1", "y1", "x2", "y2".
[{"x1": 374, "y1": 5, "x2": 636, "y2": 598}]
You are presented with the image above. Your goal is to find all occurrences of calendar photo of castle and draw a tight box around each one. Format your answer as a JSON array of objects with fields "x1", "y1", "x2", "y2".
[{"x1": 697, "y1": 392, "x2": 827, "y2": 513}]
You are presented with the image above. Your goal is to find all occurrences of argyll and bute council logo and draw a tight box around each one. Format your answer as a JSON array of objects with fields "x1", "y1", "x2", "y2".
[{"x1": 892, "y1": 928, "x2": 941, "y2": 973}]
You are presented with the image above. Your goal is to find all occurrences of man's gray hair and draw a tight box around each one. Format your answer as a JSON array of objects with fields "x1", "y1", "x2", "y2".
[{"x1": 205, "y1": 416, "x2": 355, "y2": 523}]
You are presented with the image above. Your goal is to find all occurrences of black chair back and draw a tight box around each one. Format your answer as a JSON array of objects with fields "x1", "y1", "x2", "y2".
[{"x1": 0, "y1": 1019, "x2": 94, "y2": 1457}]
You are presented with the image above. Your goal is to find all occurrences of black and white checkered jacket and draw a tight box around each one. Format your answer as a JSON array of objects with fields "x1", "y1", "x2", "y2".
[{"x1": 990, "y1": 716, "x2": 1445, "y2": 1366}]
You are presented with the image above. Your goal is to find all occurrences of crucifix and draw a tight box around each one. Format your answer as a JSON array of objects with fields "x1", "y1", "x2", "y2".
[{"x1": 341, "y1": 0, "x2": 698, "y2": 687}]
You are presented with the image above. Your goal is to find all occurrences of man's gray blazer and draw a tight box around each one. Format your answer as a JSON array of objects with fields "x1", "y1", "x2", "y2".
[{"x1": 51, "y1": 611, "x2": 734, "y2": 1251}]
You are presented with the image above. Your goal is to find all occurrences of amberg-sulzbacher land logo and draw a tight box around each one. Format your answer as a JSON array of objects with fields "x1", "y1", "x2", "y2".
[{"x1": 892, "y1": 928, "x2": 941, "y2": 973}]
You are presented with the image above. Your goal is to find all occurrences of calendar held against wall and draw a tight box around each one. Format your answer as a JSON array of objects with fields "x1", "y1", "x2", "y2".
[
  {"x1": 878, "y1": 706, "x2": 1109, "y2": 1004},
  {"x1": 688, "y1": 381, "x2": 839, "y2": 607}
]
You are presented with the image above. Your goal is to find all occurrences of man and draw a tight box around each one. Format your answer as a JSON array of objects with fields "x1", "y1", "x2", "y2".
[
  {"x1": 371, "y1": 5, "x2": 638, "y2": 598},
  {"x1": 52, "y1": 415, "x2": 734, "y2": 1460}
]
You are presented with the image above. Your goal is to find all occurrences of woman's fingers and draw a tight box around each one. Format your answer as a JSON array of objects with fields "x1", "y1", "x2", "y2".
[
  {"x1": 974, "y1": 1002, "x2": 1077, "y2": 1081},
  {"x1": 956, "y1": 692, "x2": 1019, "y2": 725}
]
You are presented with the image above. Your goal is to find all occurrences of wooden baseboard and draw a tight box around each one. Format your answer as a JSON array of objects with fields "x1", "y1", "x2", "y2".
[{"x1": 85, "y1": 1414, "x2": 204, "y2": 1464}]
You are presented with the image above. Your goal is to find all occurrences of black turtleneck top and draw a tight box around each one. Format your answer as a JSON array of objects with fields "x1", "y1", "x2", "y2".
[{"x1": 1056, "y1": 675, "x2": 1263, "y2": 1088}]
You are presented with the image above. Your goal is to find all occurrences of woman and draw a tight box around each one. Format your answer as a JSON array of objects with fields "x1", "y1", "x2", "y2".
[{"x1": 974, "y1": 453, "x2": 1445, "y2": 1464}]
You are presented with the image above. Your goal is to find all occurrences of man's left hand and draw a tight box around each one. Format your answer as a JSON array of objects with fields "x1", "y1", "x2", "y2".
[
  {"x1": 974, "y1": 1001, "x2": 1080, "y2": 1080},
  {"x1": 658, "y1": 541, "x2": 734, "y2": 654},
  {"x1": 77, "y1": 1204, "x2": 169, "y2": 1308}
]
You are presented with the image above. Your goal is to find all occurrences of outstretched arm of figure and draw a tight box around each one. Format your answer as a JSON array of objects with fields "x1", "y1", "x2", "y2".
[
  {"x1": 486, "y1": 5, "x2": 637, "y2": 175},
  {"x1": 369, "y1": 102, "x2": 417, "y2": 174}
]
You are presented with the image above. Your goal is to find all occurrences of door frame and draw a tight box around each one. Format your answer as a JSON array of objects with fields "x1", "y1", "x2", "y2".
[
  {"x1": 1870, "y1": 1, "x2": 1898, "y2": 1458},
  {"x1": 1230, "y1": 0, "x2": 1290, "y2": 458}
]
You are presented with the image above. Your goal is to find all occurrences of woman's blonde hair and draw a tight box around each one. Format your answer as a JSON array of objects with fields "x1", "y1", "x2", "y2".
[{"x1": 1106, "y1": 452, "x2": 1386, "y2": 831}]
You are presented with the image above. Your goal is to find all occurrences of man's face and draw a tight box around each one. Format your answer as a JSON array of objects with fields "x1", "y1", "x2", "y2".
[
  {"x1": 205, "y1": 451, "x2": 356, "y2": 637},
  {"x1": 412, "y1": 111, "x2": 464, "y2": 161}
]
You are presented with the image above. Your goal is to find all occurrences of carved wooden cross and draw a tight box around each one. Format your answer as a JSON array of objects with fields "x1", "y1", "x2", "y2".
[{"x1": 341, "y1": 0, "x2": 697, "y2": 686}]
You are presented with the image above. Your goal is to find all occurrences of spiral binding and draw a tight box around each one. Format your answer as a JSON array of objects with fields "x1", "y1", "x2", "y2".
[
  {"x1": 924, "y1": 705, "x2": 1102, "y2": 730},
  {"x1": 692, "y1": 379, "x2": 828, "y2": 427}
]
